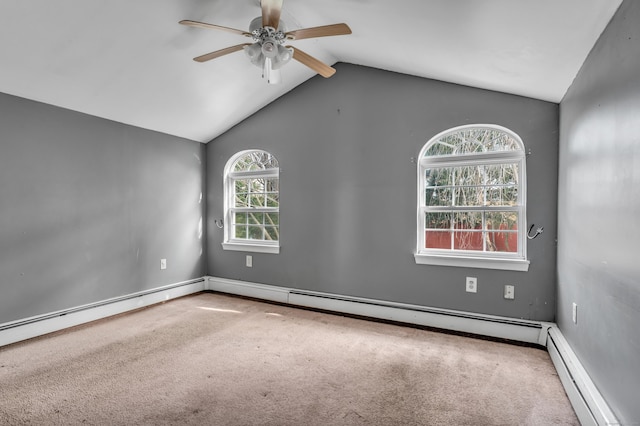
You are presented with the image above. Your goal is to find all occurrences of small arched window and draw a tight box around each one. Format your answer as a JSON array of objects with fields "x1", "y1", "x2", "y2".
[
  {"x1": 222, "y1": 150, "x2": 279, "y2": 254},
  {"x1": 415, "y1": 125, "x2": 529, "y2": 271}
]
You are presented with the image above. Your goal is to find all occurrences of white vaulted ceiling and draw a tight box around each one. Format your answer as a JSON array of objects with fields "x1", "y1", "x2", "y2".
[{"x1": 0, "y1": 0, "x2": 622, "y2": 143}]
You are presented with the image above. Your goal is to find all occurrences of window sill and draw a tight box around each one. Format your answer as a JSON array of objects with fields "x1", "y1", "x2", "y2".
[
  {"x1": 222, "y1": 242, "x2": 280, "y2": 254},
  {"x1": 414, "y1": 253, "x2": 529, "y2": 271}
]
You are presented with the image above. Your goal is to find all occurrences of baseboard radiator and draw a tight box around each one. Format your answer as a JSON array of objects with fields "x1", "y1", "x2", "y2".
[
  {"x1": 206, "y1": 276, "x2": 620, "y2": 426},
  {"x1": 205, "y1": 276, "x2": 550, "y2": 345},
  {"x1": 0, "y1": 277, "x2": 206, "y2": 347},
  {"x1": 546, "y1": 327, "x2": 620, "y2": 426}
]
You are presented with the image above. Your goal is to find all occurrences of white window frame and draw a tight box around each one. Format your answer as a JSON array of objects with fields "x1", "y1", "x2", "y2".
[
  {"x1": 222, "y1": 150, "x2": 280, "y2": 254},
  {"x1": 414, "y1": 124, "x2": 530, "y2": 271}
]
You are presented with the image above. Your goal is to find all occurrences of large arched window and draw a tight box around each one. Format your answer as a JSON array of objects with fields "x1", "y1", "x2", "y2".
[
  {"x1": 415, "y1": 125, "x2": 529, "y2": 271},
  {"x1": 222, "y1": 150, "x2": 279, "y2": 254}
]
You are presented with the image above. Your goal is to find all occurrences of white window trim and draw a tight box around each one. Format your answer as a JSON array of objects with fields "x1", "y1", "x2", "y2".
[
  {"x1": 415, "y1": 124, "x2": 529, "y2": 271},
  {"x1": 222, "y1": 241, "x2": 280, "y2": 254},
  {"x1": 222, "y1": 150, "x2": 280, "y2": 254},
  {"x1": 413, "y1": 253, "x2": 530, "y2": 271}
]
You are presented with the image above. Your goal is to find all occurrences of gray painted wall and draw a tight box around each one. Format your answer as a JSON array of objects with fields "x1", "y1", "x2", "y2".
[
  {"x1": 558, "y1": 1, "x2": 640, "y2": 423},
  {"x1": 0, "y1": 93, "x2": 206, "y2": 324},
  {"x1": 207, "y1": 64, "x2": 559, "y2": 321}
]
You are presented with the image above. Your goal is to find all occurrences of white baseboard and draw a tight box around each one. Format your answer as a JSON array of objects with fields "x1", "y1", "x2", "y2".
[
  {"x1": 206, "y1": 276, "x2": 290, "y2": 304},
  {"x1": 547, "y1": 327, "x2": 620, "y2": 426},
  {"x1": 205, "y1": 276, "x2": 549, "y2": 345},
  {"x1": 0, "y1": 277, "x2": 206, "y2": 347}
]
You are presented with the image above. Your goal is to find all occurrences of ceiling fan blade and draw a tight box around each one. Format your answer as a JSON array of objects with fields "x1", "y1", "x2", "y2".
[
  {"x1": 193, "y1": 43, "x2": 252, "y2": 63},
  {"x1": 286, "y1": 23, "x2": 352, "y2": 41},
  {"x1": 261, "y1": 0, "x2": 283, "y2": 29},
  {"x1": 179, "y1": 20, "x2": 251, "y2": 37},
  {"x1": 289, "y1": 47, "x2": 336, "y2": 78}
]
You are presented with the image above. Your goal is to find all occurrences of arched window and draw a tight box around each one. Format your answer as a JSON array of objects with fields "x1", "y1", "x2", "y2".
[
  {"x1": 415, "y1": 125, "x2": 529, "y2": 271},
  {"x1": 222, "y1": 150, "x2": 279, "y2": 254}
]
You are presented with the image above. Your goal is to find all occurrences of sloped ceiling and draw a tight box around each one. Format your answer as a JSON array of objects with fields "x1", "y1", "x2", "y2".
[{"x1": 0, "y1": 0, "x2": 622, "y2": 143}]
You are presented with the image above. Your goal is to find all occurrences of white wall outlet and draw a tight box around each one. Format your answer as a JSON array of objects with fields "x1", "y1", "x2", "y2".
[
  {"x1": 504, "y1": 285, "x2": 515, "y2": 299},
  {"x1": 465, "y1": 277, "x2": 477, "y2": 293},
  {"x1": 572, "y1": 302, "x2": 578, "y2": 324},
  {"x1": 246, "y1": 255, "x2": 252, "y2": 268},
  {"x1": 160, "y1": 259, "x2": 167, "y2": 270}
]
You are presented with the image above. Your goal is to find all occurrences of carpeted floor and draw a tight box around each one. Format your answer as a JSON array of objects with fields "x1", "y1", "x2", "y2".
[{"x1": 0, "y1": 292, "x2": 578, "y2": 425}]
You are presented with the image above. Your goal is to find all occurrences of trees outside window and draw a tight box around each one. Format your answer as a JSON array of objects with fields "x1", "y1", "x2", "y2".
[
  {"x1": 223, "y1": 150, "x2": 280, "y2": 254},
  {"x1": 415, "y1": 125, "x2": 529, "y2": 271}
]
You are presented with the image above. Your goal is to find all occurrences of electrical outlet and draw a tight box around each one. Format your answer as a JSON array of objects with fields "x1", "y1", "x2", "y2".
[
  {"x1": 572, "y1": 303, "x2": 578, "y2": 324},
  {"x1": 504, "y1": 285, "x2": 515, "y2": 299},
  {"x1": 466, "y1": 277, "x2": 477, "y2": 293},
  {"x1": 160, "y1": 259, "x2": 167, "y2": 270},
  {"x1": 246, "y1": 255, "x2": 252, "y2": 268}
]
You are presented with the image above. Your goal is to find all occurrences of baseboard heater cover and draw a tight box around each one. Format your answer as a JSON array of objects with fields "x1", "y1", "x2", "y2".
[
  {"x1": 547, "y1": 327, "x2": 620, "y2": 426},
  {"x1": 206, "y1": 276, "x2": 549, "y2": 345},
  {"x1": 0, "y1": 277, "x2": 206, "y2": 347}
]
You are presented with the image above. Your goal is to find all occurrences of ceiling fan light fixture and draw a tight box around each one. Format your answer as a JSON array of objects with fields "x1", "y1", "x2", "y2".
[
  {"x1": 244, "y1": 43, "x2": 264, "y2": 67},
  {"x1": 261, "y1": 39, "x2": 277, "y2": 58},
  {"x1": 272, "y1": 45, "x2": 293, "y2": 70},
  {"x1": 248, "y1": 40, "x2": 292, "y2": 83}
]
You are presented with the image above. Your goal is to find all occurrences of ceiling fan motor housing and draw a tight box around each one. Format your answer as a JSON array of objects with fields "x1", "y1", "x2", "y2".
[{"x1": 249, "y1": 16, "x2": 286, "y2": 33}]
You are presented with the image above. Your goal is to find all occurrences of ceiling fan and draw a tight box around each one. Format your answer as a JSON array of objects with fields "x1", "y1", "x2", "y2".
[{"x1": 179, "y1": 0, "x2": 352, "y2": 84}]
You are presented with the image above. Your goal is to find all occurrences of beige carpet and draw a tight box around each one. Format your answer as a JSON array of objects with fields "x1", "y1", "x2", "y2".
[{"x1": 0, "y1": 292, "x2": 578, "y2": 425}]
